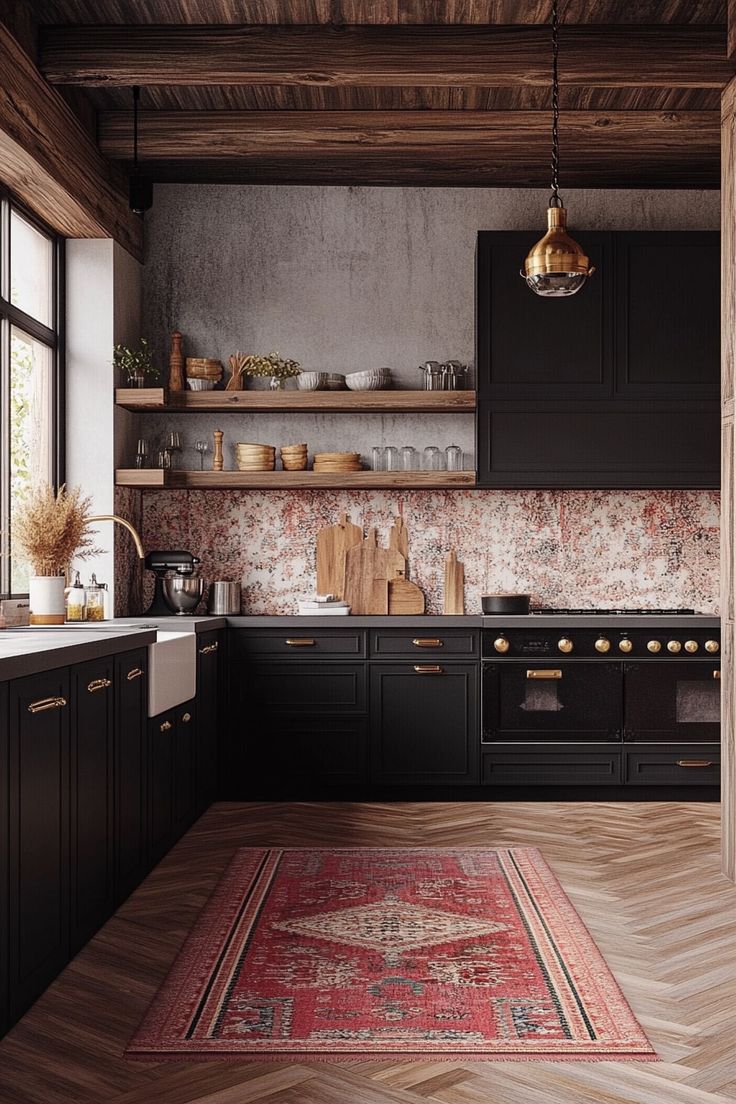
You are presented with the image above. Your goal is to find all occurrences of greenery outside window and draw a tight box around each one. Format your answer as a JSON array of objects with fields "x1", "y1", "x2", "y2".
[{"x1": 0, "y1": 193, "x2": 64, "y2": 597}]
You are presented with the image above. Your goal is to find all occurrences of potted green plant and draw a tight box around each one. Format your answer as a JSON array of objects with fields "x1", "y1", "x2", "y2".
[
  {"x1": 113, "y1": 338, "x2": 159, "y2": 388},
  {"x1": 14, "y1": 484, "x2": 102, "y2": 624}
]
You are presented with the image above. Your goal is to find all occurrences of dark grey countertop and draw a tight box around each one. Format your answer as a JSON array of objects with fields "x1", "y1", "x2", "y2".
[
  {"x1": 0, "y1": 627, "x2": 158, "y2": 682},
  {"x1": 226, "y1": 613, "x2": 720, "y2": 629},
  {"x1": 226, "y1": 615, "x2": 481, "y2": 628},
  {"x1": 480, "y1": 614, "x2": 720, "y2": 629}
]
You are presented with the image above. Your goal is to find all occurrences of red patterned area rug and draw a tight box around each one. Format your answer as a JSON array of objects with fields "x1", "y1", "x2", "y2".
[{"x1": 127, "y1": 847, "x2": 656, "y2": 1062}]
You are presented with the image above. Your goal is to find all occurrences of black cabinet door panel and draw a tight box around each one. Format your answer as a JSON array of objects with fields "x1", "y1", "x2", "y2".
[
  {"x1": 477, "y1": 230, "x2": 612, "y2": 397},
  {"x1": 371, "y1": 663, "x2": 478, "y2": 784},
  {"x1": 114, "y1": 649, "x2": 148, "y2": 904},
  {"x1": 173, "y1": 703, "x2": 197, "y2": 835},
  {"x1": 248, "y1": 663, "x2": 366, "y2": 713},
  {"x1": 615, "y1": 232, "x2": 719, "y2": 397},
  {"x1": 256, "y1": 718, "x2": 369, "y2": 786},
  {"x1": 148, "y1": 712, "x2": 175, "y2": 865},
  {"x1": 70, "y1": 658, "x2": 114, "y2": 953},
  {"x1": 624, "y1": 662, "x2": 721, "y2": 742},
  {"x1": 482, "y1": 748, "x2": 622, "y2": 786},
  {"x1": 196, "y1": 631, "x2": 221, "y2": 808},
  {"x1": 233, "y1": 630, "x2": 366, "y2": 659},
  {"x1": 8, "y1": 669, "x2": 70, "y2": 1022},
  {"x1": 625, "y1": 745, "x2": 720, "y2": 786}
]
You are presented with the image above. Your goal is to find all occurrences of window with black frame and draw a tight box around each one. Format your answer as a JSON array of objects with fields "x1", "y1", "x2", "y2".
[{"x1": 0, "y1": 194, "x2": 64, "y2": 597}]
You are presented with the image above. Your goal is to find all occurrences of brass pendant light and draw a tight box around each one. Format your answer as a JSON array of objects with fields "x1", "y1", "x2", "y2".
[{"x1": 522, "y1": 0, "x2": 595, "y2": 297}]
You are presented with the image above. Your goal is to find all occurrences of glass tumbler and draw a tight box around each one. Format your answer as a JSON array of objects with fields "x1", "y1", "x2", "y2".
[
  {"x1": 445, "y1": 444, "x2": 464, "y2": 471},
  {"x1": 423, "y1": 446, "x2": 444, "y2": 471},
  {"x1": 401, "y1": 446, "x2": 419, "y2": 471},
  {"x1": 385, "y1": 446, "x2": 400, "y2": 471},
  {"x1": 371, "y1": 446, "x2": 385, "y2": 471}
]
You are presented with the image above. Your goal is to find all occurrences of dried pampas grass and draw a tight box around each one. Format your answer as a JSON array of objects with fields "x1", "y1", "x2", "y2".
[{"x1": 14, "y1": 483, "x2": 103, "y2": 577}]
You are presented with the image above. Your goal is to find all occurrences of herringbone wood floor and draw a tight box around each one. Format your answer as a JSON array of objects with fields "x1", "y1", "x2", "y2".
[{"x1": 0, "y1": 801, "x2": 733, "y2": 1104}]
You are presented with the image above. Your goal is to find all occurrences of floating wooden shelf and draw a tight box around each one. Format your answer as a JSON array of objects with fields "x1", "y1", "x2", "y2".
[
  {"x1": 114, "y1": 388, "x2": 476, "y2": 414},
  {"x1": 115, "y1": 469, "x2": 477, "y2": 490}
]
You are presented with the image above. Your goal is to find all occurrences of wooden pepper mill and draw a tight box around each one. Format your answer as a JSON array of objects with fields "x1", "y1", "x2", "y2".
[
  {"x1": 213, "y1": 429, "x2": 224, "y2": 471},
  {"x1": 169, "y1": 331, "x2": 185, "y2": 392}
]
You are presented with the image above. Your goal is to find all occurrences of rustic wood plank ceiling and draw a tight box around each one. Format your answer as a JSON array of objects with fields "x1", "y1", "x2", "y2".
[{"x1": 24, "y1": 0, "x2": 734, "y2": 188}]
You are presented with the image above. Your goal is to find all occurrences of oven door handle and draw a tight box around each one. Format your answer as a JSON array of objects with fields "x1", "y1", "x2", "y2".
[{"x1": 526, "y1": 669, "x2": 562, "y2": 680}]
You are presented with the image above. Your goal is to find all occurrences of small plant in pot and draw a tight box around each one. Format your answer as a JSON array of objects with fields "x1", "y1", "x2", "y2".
[
  {"x1": 13, "y1": 484, "x2": 103, "y2": 624},
  {"x1": 232, "y1": 351, "x2": 301, "y2": 391},
  {"x1": 113, "y1": 338, "x2": 159, "y2": 388}
]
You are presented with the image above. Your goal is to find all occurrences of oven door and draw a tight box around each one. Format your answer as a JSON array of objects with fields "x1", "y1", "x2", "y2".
[
  {"x1": 623, "y1": 661, "x2": 720, "y2": 743},
  {"x1": 482, "y1": 662, "x2": 622, "y2": 743}
]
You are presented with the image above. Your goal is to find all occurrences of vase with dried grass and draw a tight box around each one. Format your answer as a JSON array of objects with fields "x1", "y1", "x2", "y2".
[{"x1": 13, "y1": 484, "x2": 103, "y2": 624}]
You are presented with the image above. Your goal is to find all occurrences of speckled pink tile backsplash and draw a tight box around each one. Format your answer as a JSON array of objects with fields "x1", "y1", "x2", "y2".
[{"x1": 114, "y1": 488, "x2": 720, "y2": 616}]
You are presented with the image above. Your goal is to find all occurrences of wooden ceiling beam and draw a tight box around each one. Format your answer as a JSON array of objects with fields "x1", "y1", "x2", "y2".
[
  {"x1": 97, "y1": 108, "x2": 719, "y2": 160},
  {"x1": 40, "y1": 25, "x2": 733, "y2": 89},
  {"x1": 0, "y1": 22, "x2": 142, "y2": 260}
]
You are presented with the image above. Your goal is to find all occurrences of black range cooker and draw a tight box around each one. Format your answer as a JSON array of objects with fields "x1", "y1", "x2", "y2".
[{"x1": 481, "y1": 609, "x2": 720, "y2": 748}]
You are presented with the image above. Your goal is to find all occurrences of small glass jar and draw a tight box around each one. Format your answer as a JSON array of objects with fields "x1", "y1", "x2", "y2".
[
  {"x1": 445, "y1": 444, "x2": 464, "y2": 471},
  {"x1": 371, "y1": 446, "x2": 385, "y2": 471},
  {"x1": 401, "y1": 446, "x2": 419, "y2": 471},
  {"x1": 385, "y1": 446, "x2": 400, "y2": 471},
  {"x1": 423, "y1": 446, "x2": 445, "y2": 471},
  {"x1": 85, "y1": 574, "x2": 106, "y2": 622},
  {"x1": 66, "y1": 570, "x2": 86, "y2": 622}
]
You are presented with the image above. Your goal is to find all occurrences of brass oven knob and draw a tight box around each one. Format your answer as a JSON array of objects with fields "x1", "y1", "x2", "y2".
[
  {"x1": 667, "y1": 640, "x2": 682, "y2": 653},
  {"x1": 647, "y1": 640, "x2": 662, "y2": 653},
  {"x1": 494, "y1": 636, "x2": 510, "y2": 654},
  {"x1": 595, "y1": 637, "x2": 611, "y2": 653},
  {"x1": 684, "y1": 640, "x2": 699, "y2": 654},
  {"x1": 618, "y1": 638, "x2": 633, "y2": 653},
  {"x1": 705, "y1": 640, "x2": 720, "y2": 654},
  {"x1": 558, "y1": 637, "x2": 574, "y2": 654}
]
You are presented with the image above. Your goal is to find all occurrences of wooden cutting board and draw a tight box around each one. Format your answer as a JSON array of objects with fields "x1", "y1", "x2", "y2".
[
  {"x1": 443, "y1": 550, "x2": 465, "y2": 615},
  {"x1": 388, "y1": 577, "x2": 425, "y2": 615},
  {"x1": 343, "y1": 529, "x2": 390, "y2": 615},
  {"x1": 389, "y1": 516, "x2": 409, "y2": 563},
  {"x1": 316, "y1": 513, "x2": 362, "y2": 598}
]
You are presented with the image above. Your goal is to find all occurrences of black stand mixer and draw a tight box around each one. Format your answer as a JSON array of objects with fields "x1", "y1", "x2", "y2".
[{"x1": 144, "y1": 550, "x2": 201, "y2": 616}]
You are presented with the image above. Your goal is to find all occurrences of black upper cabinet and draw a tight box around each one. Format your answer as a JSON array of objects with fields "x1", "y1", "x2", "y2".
[
  {"x1": 476, "y1": 230, "x2": 720, "y2": 489},
  {"x1": 477, "y1": 230, "x2": 613, "y2": 399}
]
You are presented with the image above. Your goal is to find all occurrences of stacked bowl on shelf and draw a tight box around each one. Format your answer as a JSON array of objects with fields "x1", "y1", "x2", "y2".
[
  {"x1": 280, "y1": 443, "x2": 308, "y2": 470},
  {"x1": 313, "y1": 452, "x2": 362, "y2": 473},
  {"x1": 235, "y1": 442, "x2": 276, "y2": 471},
  {"x1": 186, "y1": 357, "x2": 222, "y2": 391}
]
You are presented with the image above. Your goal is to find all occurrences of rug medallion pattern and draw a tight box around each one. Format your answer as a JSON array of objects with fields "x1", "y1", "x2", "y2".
[{"x1": 127, "y1": 847, "x2": 656, "y2": 1061}]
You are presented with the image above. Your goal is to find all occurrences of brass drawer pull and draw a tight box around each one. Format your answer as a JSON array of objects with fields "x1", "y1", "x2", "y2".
[
  {"x1": 160, "y1": 720, "x2": 173, "y2": 732},
  {"x1": 87, "y1": 677, "x2": 112, "y2": 693},
  {"x1": 414, "y1": 664, "x2": 443, "y2": 674},
  {"x1": 181, "y1": 712, "x2": 192, "y2": 723},
  {"x1": 412, "y1": 638, "x2": 443, "y2": 647},
  {"x1": 527, "y1": 669, "x2": 562, "y2": 680},
  {"x1": 199, "y1": 642, "x2": 219, "y2": 655},
  {"x1": 126, "y1": 667, "x2": 144, "y2": 681},
  {"x1": 285, "y1": 638, "x2": 315, "y2": 646},
  {"x1": 28, "y1": 695, "x2": 67, "y2": 714},
  {"x1": 676, "y1": 759, "x2": 715, "y2": 768},
  {"x1": 714, "y1": 670, "x2": 721, "y2": 679}
]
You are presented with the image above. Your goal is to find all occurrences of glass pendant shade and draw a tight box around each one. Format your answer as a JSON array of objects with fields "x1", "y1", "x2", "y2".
[{"x1": 522, "y1": 205, "x2": 595, "y2": 298}]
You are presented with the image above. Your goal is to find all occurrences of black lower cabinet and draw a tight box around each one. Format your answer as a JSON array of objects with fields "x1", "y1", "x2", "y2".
[
  {"x1": 196, "y1": 631, "x2": 221, "y2": 807},
  {"x1": 371, "y1": 663, "x2": 479, "y2": 785},
  {"x1": 148, "y1": 701, "x2": 197, "y2": 866},
  {"x1": 7, "y1": 669, "x2": 71, "y2": 1026},
  {"x1": 173, "y1": 704, "x2": 197, "y2": 837},
  {"x1": 482, "y1": 746, "x2": 622, "y2": 787},
  {"x1": 70, "y1": 657, "x2": 115, "y2": 954},
  {"x1": 624, "y1": 745, "x2": 720, "y2": 786},
  {"x1": 114, "y1": 649, "x2": 148, "y2": 904}
]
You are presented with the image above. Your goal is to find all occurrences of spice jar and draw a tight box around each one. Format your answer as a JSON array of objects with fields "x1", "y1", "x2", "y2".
[
  {"x1": 66, "y1": 570, "x2": 86, "y2": 622},
  {"x1": 85, "y1": 573, "x2": 106, "y2": 622}
]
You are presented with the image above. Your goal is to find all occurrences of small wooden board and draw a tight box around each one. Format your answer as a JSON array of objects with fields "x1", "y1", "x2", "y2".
[
  {"x1": 389, "y1": 516, "x2": 409, "y2": 562},
  {"x1": 343, "y1": 529, "x2": 390, "y2": 615},
  {"x1": 316, "y1": 513, "x2": 362, "y2": 599},
  {"x1": 444, "y1": 550, "x2": 465, "y2": 615},
  {"x1": 388, "y1": 577, "x2": 425, "y2": 615}
]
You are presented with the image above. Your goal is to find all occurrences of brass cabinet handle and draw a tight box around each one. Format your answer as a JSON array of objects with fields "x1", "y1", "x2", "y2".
[
  {"x1": 181, "y1": 712, "x2": 192, "y2": 723},
  {"x1": 159, "y1": 720, "x2": 173, "y2": 732},
  {"x1": 199, "y1": 642, "x2": 219, "y2": 655},
  {"x1": 126, "y1": 667, "x2": 144, "y2": 681},
  {"x1": 714, "y1": 670, "x2": 721, "y2": 679},
  {"x1": 676, "y1": 759, "x2": 715, "y2": 768},
  {"x1": 413, "y1": 664, "x2": 443, "y2": 674},
  {"x1": 412, "y1": 638, "x2": 443, "y2": 647},
  {"x1": 527, "y1": 669, "x2": 562, "y2": 680},
  {"x1": 28, "y1": 695, "x2": 67, "y2": 714},
  {"x1": 285, "y1": 638, "x2": 315, "y2": 646},
  {"x1": 87, "y1": 677, "x2": 112, "y2": 693}
]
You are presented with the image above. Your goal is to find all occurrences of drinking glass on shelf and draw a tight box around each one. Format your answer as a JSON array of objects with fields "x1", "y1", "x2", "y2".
[
  {"x1": 371, "y1": 446, "x2": 386, "y2": 471},
  {"x1": 445, "y1": 444, "x2": 464, "y2": 471},
  {"x1": 401, "y1": 446, "x2": 419, "y2": 471},
  {"x1": 423, "y1": 446, "x2": 444, "y2": 471},
  {"x1": 134, "y1": 438, "x2": 149, "y2": 469},
  {"x1": 385, "y1": 446, "x2": 400, "y2": 471},
  {"x1": 194, "y1": 439, "x2": 209, "y2": 470},
  {"x1": 157, "y1": 449, "x2": 171, "y2": 470}
]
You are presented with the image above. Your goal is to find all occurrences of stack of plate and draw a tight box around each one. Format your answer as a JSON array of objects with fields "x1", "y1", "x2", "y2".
[
  {"x1": 235, "y1": 442, "x2": 276, "y2": 471},
  {"x1": 280, "y1": 443, "x2": 308, "y2": 471},
  {"x1": 313, "y1": 451, "x2": 362, "y2": 472},
  {"x1": 186, "y1": 357, "x2": 223, "y2": 380}
]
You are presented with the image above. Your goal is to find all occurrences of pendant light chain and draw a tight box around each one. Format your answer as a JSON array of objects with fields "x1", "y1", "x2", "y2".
[
  {"x1": 133, "y1": 85, "x2": 141, "y2": 172},
  {"x1": 550, "y1": 0, "x2": 562, "y2": 208}
]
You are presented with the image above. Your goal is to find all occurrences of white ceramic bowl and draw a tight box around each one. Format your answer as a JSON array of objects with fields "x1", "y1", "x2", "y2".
[
  {"x1": 346, "y1": 369, "x2": 391, "y2": 391},
  {"x1": 187, "y1": 378, "x2": 217, "y2": 391},
  {"x1": 296, "y1": 372, "x2": 328, "y2": 391}
]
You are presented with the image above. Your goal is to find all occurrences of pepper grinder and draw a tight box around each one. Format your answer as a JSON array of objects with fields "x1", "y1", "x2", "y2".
[
  {"x1": 169, "y1": 331, "x2": 185, "y2": 392},
  {"x1": 213, "y1": 429, "x2": 224, "y2": 471}
]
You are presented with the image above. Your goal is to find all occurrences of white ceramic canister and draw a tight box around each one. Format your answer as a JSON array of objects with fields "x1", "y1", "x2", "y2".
[{"x1": 29, "y1": 575, "x2": 66, "y2": 625}]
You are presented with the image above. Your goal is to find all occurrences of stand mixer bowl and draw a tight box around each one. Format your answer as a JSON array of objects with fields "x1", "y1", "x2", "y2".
[{"x1": 163, "y1": 575, "x2": 204, "y2": 615}]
